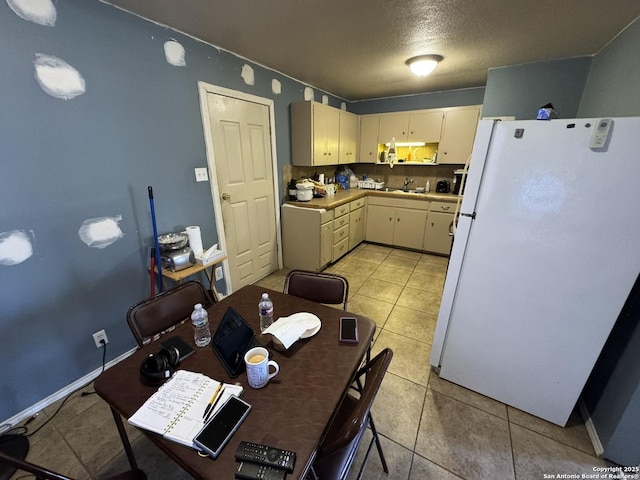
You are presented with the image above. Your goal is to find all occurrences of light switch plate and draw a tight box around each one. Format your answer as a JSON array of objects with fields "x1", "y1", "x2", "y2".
[{"x1": 195, "y1": 168, "x2": 209, "y2": 182}]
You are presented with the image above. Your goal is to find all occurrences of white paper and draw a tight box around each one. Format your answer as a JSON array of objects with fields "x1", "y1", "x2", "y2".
[
  {"x1": 186, "y1": 226, "x2": 203, "y2": 255},
  {"x1": 263, "y1": 313, "x2": 320, "y2": 349}
]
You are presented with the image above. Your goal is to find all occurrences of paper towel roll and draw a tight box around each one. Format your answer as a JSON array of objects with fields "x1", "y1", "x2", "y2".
[{"x1": 186, "y1": 226, "x2": 203, "y2": 254}]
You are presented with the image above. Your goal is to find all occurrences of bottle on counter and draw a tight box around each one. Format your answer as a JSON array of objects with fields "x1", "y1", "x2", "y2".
[
  {"x1": 259, "y1": 293, "x2": 274, "y2": 332},
  {"x1": 191, "y1": 303, "x2": 211, "y2": 347},
  {"x1": 426, "y1": 180, "x2": 430, "y2": 193}
]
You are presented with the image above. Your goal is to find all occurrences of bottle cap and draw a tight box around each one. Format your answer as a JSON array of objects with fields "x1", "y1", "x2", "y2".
[
  {"x1": 194, "y1": 303, "x2": 202, "y2": 309},
  {"x1": 262, "y1": 293, "x2": 268, "y2": 299}
]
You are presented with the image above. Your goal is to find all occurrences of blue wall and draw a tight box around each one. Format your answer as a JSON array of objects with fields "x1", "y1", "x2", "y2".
[
  {"x1": 0, "y1": 0, "x2": 347, "y2": 422},
  {"x1": 482, "y1": 57, "x2": 592, "y2": 120},
  {"x1": 350, "y1": 87, "x2": 485, "y2": 115},
  {"x1": 579, "y1": 18, "x2": 640, "y2": 117}
]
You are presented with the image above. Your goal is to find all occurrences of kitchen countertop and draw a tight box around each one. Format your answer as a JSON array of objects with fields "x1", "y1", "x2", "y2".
[{"x1": 283, "y1": 188, "x2": 459, "y2": 210}]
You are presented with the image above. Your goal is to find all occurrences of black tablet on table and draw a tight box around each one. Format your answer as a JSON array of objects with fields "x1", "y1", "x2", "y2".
[{"x1": 211, "y1": 307, "x2": 265, "y2": 378}]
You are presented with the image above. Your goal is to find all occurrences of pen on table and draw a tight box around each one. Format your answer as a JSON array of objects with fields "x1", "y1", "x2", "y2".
[
  {"x1": 202, "y1": 383, "x2": 222, "y2": 419},
  {"x1": 204, "y1": 386, "x2": 226, "y2": 423}
]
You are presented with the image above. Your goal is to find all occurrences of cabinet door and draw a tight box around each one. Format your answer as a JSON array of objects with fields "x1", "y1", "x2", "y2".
[
  {"x1": 339, "y1": 111, "x2": 358, "y2": 164},
  {"x1": 326, "y1": 106, "x2": 340, "y2": 161},
  {"x1": 393, "y1": 208, "x2": 427, "y2": 250},
  {"x1": 349, "y1": 208, "x2": 366, "y2": 250},
  {"x1": 423, "y1": 212, "x2": 454, "y2": 254},
  {"x1": 439, "y1": 106, "x2": 481, "y2": 164},
  {"x1": 320, "y1": 221, "x2": 333, "y2": 267},
  {"x1": 366, "y1": 205, "x2": 394, "y2": 245},
  {"x1": 358, "y1": 115, "x2": 379, "y2": 163},
  {"x1": 312, "y1": 103, "x2": 330, "y2": 165},
  {"x1": 378, "y1": 113, "x2": 409, "y2": 143},
  {"x1": 408, "y1": 111, "x2": 443, "y2": 143}
]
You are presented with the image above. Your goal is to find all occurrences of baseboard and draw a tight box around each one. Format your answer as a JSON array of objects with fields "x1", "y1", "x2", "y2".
[
  {"x1": 1, "y1": 347, "x2": 138, "y2": 431},
  {"x1": 578, "y1": 397, "x2": 604, "y2": 457}
]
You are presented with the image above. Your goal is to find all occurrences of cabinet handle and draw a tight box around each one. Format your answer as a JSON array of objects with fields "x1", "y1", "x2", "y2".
[{"x1": 441, "y1": 206, "x2": 450, "y2": 210}]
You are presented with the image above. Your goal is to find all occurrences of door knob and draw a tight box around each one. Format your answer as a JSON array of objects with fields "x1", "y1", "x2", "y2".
[{"x1": 222, "y1": 193, "x2": 231, "y2": 201}]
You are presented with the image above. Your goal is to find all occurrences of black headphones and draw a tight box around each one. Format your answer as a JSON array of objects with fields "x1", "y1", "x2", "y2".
[{"x1": 139, "y1": 345, "x2": 180, "y2": 385}]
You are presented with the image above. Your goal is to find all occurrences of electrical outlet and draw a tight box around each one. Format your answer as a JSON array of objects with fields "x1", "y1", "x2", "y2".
[
  {"x1": 92, "y1": 329, "x2": 109, "y2": 348},
  {"x1": 194, "y1": 167, "x2": 209, "y2": 182},
  {"x1": 215, "y1": 266, "x2": 223, "y2": 281}
]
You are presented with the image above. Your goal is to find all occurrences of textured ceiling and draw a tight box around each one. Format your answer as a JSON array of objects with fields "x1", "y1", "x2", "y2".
[{"x1": 104, "y1": 0, "x2": 640, "y2": 100}]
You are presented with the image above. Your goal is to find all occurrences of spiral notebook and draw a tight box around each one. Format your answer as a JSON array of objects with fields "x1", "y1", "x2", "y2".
[{"x1": 128, "y1": 370, "x2": 243, "y2": 448}]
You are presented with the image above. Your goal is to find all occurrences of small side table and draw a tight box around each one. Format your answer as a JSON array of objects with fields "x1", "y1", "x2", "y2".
[{"x1": 152, "y1": 255, "x2": 227, "y2": 301}]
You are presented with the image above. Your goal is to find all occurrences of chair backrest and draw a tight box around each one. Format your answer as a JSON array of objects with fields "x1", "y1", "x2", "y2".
[
  {"x1": 0, "y1": 450, "x2": 146, "y2": 480},
  {"x1": 283, "y1": 270, "x2": 349, "y2": 310},
  {"x1": 126, "y1": 281, "x2": 213, "y2": 347},
  {"x1": 318, "y1": 348, "x2": 393, "y2": 456}
]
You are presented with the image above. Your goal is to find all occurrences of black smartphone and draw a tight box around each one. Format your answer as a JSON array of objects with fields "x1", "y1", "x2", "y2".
[
  {"x1": 193, "y1": 396, "x2": 251, "y2": 458},
  {"x1": 339, "y1": 317, "x2": 359, "y2": 344}
]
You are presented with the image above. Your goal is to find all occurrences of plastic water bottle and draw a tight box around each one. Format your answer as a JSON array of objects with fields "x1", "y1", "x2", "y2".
[
  {"x1": 259, "y1": 293, "x2": 274, "y2": 332},
  {"x1": 191, "y1": 303, "x2": 211, "y2": 347}
]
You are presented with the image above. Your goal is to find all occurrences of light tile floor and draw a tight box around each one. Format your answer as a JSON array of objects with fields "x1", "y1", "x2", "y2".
[{"x1": 10, "y1": 243, "x2": 609, "y2": 479}]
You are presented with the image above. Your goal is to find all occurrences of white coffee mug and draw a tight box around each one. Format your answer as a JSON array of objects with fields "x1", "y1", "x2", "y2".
[
  {"x1": 244, "y1": 347, "x2": 279, "y2": 389},
  {"x1": 325, "y1": 184, "x2": 336, "y2": 196}
]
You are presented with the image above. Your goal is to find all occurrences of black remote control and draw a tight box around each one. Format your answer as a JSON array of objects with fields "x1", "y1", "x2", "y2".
[
  {"x1": 235, "y1": 441, "x2": 296, "y2": 473},
  {"x1": 235, "y1": 461, "x2": 286, "y2": 480}
]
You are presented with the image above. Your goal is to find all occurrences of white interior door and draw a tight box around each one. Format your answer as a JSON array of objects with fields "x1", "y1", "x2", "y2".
[{"x1": 198, "y1": 84, "x2": 281, "y2": 294}]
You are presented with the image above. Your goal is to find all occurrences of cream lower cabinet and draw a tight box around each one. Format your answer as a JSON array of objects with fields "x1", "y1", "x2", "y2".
[
  {"x1": 349, "y1": 198, "x2": 366, "y2": 250},
  {"x1": 366, "y1": 197, "x2": 428, "y2": 250},
  {"x1": 332, "y1": 203, "x2": 350, "y2": 262},
  {"x1": 423, "y1": 202, "x2": 455, "y2": 254},
  {"x1": 393, "y1": 209, "x2": 428, "y2": 250},
  {"x1": 365, "y1": 205, "x2": 395, "y2": 244},
  {"x1": 282, "y1": 204, "x2": 334, "y2": 271}
]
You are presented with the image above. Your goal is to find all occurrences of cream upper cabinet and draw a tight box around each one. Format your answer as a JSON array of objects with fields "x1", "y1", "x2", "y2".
[
  {"x1": 408, "y1": 111, "x2": 443, "y2": 143},
  {"x1": 338, "y1": 110, "x2": 358, "y2": 165},
  {"x1": 291, "y1": 101, "x2": 339, "y2": 166},
  {"x1": 438, "y1": 106, "x2": 481, "y2": 165},
  {"x1": 378, "y1": 113, "x2": 409, "y2": 143},
  {"x1": 378, "y1": 111, "x2": 443, "y2": 143},
  {"x1": 358, "y1": 115, "x2": 379, "y2": 163}
]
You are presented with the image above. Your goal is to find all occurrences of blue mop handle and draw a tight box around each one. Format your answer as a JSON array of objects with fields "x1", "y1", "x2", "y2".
[{"x1": 148, "y1": 186, "x2": 164, "y2": 292}]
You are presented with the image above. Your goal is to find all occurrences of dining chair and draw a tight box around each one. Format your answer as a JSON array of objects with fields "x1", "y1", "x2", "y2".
[
  {"x1": 0, "y1": 450, "x2": 147, "y2": 480},
  {"x1": 126, "y1": 280, "x2": 213, "y2": 347},
  {"x1": 283, "y1": 269, "x2": 349, "y2": 310},
  {"x1": 310, "y1": 348, "x2": 393, "y2": 480}
]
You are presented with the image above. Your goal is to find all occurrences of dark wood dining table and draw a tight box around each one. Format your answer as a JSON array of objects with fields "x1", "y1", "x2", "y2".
[{"x1": 94, "y1": 284, "x2": 376, "y2": 479}]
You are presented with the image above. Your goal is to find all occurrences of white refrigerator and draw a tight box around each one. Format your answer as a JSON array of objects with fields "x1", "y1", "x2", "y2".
[{"x1": 429, "y1": 118, "x2": 640, "y2": 426}]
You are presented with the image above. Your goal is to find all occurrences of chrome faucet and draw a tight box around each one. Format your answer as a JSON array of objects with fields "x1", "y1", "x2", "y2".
[{"x1": 403, "y1": 177, "x2": 414, "y2": 191}]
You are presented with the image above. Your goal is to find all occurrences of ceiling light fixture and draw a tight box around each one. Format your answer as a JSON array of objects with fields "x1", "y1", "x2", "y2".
[{"x1": 406, "y1": 54, "x2": 443, "y2": 77}]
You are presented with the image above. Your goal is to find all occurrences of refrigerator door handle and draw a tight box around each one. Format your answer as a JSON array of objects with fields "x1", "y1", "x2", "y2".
[{"x1": 460, "y1": 212, "x2": 476, "y2": 219}]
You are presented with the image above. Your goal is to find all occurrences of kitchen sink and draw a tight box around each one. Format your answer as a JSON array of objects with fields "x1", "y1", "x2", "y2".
[{"x1": 382, "y1": 188, "x2": 425, "y2": 194}]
